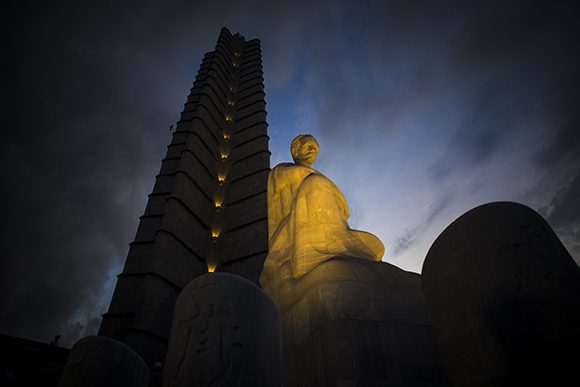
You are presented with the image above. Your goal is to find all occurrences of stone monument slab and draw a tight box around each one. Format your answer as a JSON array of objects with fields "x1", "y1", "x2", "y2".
[
  {"x1": 58, "y1": 335, "x2": 148, "y2": 387},
  {"x1": 162, "y1": 272, "x2": 281, "y2": 387},
  {"x1": 422, "y1": 201, "x2": 580, "y2": 386}
]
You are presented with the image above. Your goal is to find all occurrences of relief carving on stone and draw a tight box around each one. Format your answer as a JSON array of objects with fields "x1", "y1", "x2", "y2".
[{"x1": 164, "y1": 281, "x2": 245, "y2": 387}]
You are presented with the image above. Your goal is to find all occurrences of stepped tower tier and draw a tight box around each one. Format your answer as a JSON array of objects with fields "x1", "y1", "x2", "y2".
[{"x1": 99, "y1": 28, "x2": 270, "y2": 366}]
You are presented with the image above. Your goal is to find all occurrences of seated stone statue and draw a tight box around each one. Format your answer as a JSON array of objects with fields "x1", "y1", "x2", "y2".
[
  {"x1": 260, "y1": 134, "x2": 384, "y2": 300},
  {"x1": 258, "y1": 136, "x2": 447, "y2": 387}
]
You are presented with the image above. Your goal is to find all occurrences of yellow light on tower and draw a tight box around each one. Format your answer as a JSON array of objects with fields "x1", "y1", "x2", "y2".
[
  {"x1": 225, "y1": 116, "x2": 232, "y2": 124},
  {"x1": 223, "y1": 133, "x2": 230, "y2": 141},
  {"x1": 214, "y1": 199, "x2": 222, "y2": 209},
  {"x1": 207, "y1": 263, "x2": 217, "y2": 273},
  {"x1": 221, "y1": 152, "x2": 229, "y2": 161},
  {"x1": 227, "y1": 100, "x2": 235, "y2": 107},
  {"x1": 211, "y1": 230, "x2": 220, "y2": 242}
]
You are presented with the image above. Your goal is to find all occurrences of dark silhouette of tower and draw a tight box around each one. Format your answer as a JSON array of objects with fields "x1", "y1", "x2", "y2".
[{"x1": 99, "y1": 28, "x2": 270, "y2": 366}]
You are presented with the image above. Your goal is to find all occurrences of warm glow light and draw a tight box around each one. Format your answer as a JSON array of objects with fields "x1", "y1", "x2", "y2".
[
  {"x1": 225, "y1": 116, "x2": 232, "y2": 123},
  {"x1": 229, "y1": 86, "x2": 235, "y2": 92},
  {"x1": 221, "y1": 153, "x2": 229, "y2": 161},
  {"x1": 227, "y1": 100, "x2": 235, "y2": 107},
  {"x1": 211, "y1": 230, "x2": 220, "y2": 238},
  {"x1": 214, "y1": 200, "x2": 222, "y2": 209},
  {"x1": 232, "y1": 62, "x2": 239, "y2": 68},
  {"x1": 223, "y1": 133, "x2": 230, "y2": 141},
  {"x1": 260, "y1": 134, "x2": 385, "y2": 287},
  {"x1": 207, "y1": 263, "x2": 217, "y2": 273},
  {"x1": 234, "y1": 52, "x2": 240, "y2": 57},
  {"x1": 217, "y1": 173, "x2": 226, "y2": 184}
]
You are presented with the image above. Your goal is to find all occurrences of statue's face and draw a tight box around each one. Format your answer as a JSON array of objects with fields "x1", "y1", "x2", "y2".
[{"x1": 294, "y1": 138, "x2": 319, "y2": 167}]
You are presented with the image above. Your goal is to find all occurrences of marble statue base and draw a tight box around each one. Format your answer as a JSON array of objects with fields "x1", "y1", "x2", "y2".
[{"x1": 277, "y1": 256, "x2": 451, "y2": 387}]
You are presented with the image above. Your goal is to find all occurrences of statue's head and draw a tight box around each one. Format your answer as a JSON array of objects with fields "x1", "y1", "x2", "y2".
[{"x1": 291, "y1": 134, "x2": 320, "y2": 167}]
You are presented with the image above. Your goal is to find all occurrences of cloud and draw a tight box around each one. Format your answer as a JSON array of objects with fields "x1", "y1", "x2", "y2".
[
  {"x1": 534, "y1": 114, "x2": 580, "y2": 167},
  {"x1": 0, "y1": 0, "x2": 326, "y2": 346},
  {"x1": 392, "y1": 228, "x2": 421, "y2": 258},
  {"x1": 2, "y1": 0, "x2": 580, "y2": 346},
  {"x1": 0, "y1": 1, "x2": 178, "y2": 345},
  {"x1": 539, "y1": 172, "x2": 580, "y2": 265},
  {"x1": 541, "y1": 173, "x2": 580, "y2": 229},
  {"x1": 392, "y1": 192, "x2": 453, "y2": 257}
]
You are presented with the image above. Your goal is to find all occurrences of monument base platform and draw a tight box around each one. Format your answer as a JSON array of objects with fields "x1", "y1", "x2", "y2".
[{"x1": 277, "y1": 256, "x2": 451, "y2": 387}]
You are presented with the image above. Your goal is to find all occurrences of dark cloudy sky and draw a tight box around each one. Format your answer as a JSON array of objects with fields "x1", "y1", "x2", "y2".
[{"x1": 2, "y1": 0, "x2": 579, "y2": 347}]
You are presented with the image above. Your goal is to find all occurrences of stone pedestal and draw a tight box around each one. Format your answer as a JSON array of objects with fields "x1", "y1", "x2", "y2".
[
  {"x1": 422, "y1": 201, "x2": 580, "y2": 386},
  {"x1": 58, "y1": 335, "x2": 148, "y2": 387},
  {"x1": 163, "y1": 273, "x2": 281, "y2": 387},
  {"x1": 278, "y1": 256, "x2": 450, "y2": 387}
]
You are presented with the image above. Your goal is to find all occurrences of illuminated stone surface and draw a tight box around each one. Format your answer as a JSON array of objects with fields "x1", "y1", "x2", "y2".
[
  {"x1": 58, "y1": 336, "x2": 148, "y2": 387},
  {"x1": 163, "y1": 273, "x2": 281, "y2": 387},
  {"x1": 422, "y1": 202, "x2": 580, "y2": 386},
  {"x1": 261, "y1": 135, "x2": 449, "y2": 386},
  {"x1": 260, "y1": 135, "x2": 384, "y2": 301},
  {"x1": 278, "y1": 257, "x2": 450, "y2": 386}
]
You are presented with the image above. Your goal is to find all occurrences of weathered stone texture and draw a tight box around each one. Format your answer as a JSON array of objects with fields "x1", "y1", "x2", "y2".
[
  {"x1": 279, "y1": 256, "x2": 450, "y2": 387},
  {"x1": 163, "y1": 273, "x2": 281, "y2": 387},
  {"x1": 422, "y1": 201, "x2": 580, "y2": 386},
  {"x1": 58, "y1": 336, "x2": 148, "y2": 387}
]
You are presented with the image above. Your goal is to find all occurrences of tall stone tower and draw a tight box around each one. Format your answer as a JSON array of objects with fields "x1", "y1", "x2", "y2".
[{"x1": 99, "y1": 28, "x2": 270, "y2": 366}]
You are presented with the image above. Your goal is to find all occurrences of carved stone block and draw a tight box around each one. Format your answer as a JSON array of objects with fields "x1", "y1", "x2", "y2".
[
  {"x1": 163, "y1": 273, "x2": 281, "y2": 387},
  {"x1": 422, "y1": 201, "x2": 580, "y2": 386},
  {"x1": 58, "y1": 336, "x2": 148, "y2": 387}
]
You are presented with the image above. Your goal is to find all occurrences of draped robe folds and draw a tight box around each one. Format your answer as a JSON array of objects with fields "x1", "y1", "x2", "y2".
[{"x1": 259, "y1": 163, "x2": 385, "y2": 294}]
